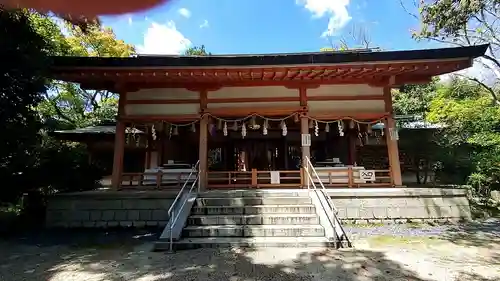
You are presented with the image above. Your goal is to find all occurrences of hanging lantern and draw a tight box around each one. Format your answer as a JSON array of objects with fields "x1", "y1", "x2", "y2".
[
  {"x1": 191, "y1": 123, "x2": 196, "y2": 133},
  {"x1": 314, "y1": 121, "x2": 319, "y2": 137},
  {"x1": 241, "y1": 123, "x2": 247, "y2": 138},
  {"x1": 217, "y1": 119, "x2": 223, "y2": 130},
  {"x1": 151, "y1": 124, "x2": 157, "y2": 140},
  {"x1": 282, "y1": 121, "x2": 287, "y2": 136},
  {"x1": 294, "y1": 113, "x2": 299, "y2": 123},
  {"x1": 263, "y1": 120, "x2": 268, "y2": 135},
  {"x1": 172, "y1": 126, "x2": 179, "y2": 136},
  {"x1": 367, "y1": 124, "x2": 372, "y2": 134},
  {"x1": 337, "y1": 121, "x2": 344, "y2": 137},
  {"x1": 325, "y1": 123, "x2": 330, "y2": 133},
  {"x1": 223, "y1": 122, "x2": 228, "y2": 136},
  {"x1": 232, "y1": 121, "x2": 238, "y2": 131},
  {"x1": 309, "y1": 119, "x2": 314, "y2": 129},
  {"x1": 349, "y1": 119, "x2": 355, "y2": 129}
]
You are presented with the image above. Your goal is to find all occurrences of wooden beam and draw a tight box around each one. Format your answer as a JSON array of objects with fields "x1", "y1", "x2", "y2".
[
  {"x1": 309, "y1": 111, "x2": 389, "y2": 120},
  {"x1": 199, "y1": 89, "x2": 208, "y2": 111},
  {"x1": 199, "y1": 116, "x2": 208, "y2": 190},
  {"x1": 120, "y1": 114, "x2": 201, "y2": 122},
  {"x1": 299, "y1": 87, "x2": 307, "y2": 106},
  {"x1": 204, "y1": 106, "x2": 304, "y2": 117}
]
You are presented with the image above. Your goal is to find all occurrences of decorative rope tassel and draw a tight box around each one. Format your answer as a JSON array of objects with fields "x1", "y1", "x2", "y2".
[
  {"x1": 325, "y1": 122, "x2": 330, "y2": 133},
  {"x1": 294, "y1": 113, "x2": 299, "y2": 123},
  {"x1": 381, "y1": 128, "x2": 384, "y2": 136},
  {"x1": 151, "y1": 124, "x2": 156, "y2": 140},
  {"x1": 281, "y1": 120, "x2": 287, "y2": 136},
  {"x1": 314, "y1": 121, "x2": 319, "y2": 137},
  {"x1": 191, "y1": 123, "x2": 196, "y2": 133},
  {"x1": 172, "y1": 126, "x2": 179, "y2": 136},
  {"x1": 241, "y1": 123, "x2": 247, "y2": 138},
  {"x1": 338, "y1": 121, "x2": 344, "y2": 137},
  {"x1": 217, "y1": 119, "x2": 222, "y2": 130},
  {"x1": 223, "y1": 122, "x2": 228, "y2": 136},
  {"x1": 250, "y1": 116, "x2": 257, "y2": 128},
  {"x1": 309, "y1": 119, "x2": 314, "y2": 129},
  {"x1": 168, "y1": 124, "x2": 172, "y2": 139},
  {"x1": 126, "y1": 133, "x2": 130, "y2": 144},
  {"x1": 263, "y1": 120, "x2": 268, "y2": 135},
  {"x1": 349, "y1": 119, "x2": 355, "y2": 129},
  {"x1": 365, "y1": 132, "x2": 369, "y2": 143},
  {"x1": 232, "y1": 121, "x2": 238, "y2": 131}
]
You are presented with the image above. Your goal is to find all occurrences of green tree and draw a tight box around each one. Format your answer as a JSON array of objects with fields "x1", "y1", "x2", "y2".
[
  {"x1": 184, "y1": 45, "x2": 210, "y2": 56},
  {"x1": 393, "y1": 78, "x2": 439, "y2": 116},
  {"x1": 0, "y1": 8, "x2": 48, "y2": 202},
  {"x1": 34, "y1": 17, "x2": 135, "y2": 129},
  {"x1": 412, "y1": 0, "x2": 500, "y2": 104}
]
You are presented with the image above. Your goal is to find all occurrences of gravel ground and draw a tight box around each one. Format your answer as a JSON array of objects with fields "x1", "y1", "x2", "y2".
[{"x1": 0, "y1": 220, "x2": 499, "y2": 281}]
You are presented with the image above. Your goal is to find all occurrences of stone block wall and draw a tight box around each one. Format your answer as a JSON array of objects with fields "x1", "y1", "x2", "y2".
[
  {"x1": 46, "y1": 191, "x2": 176, "y2": 228},
  {"x1": 328, "y1": 187, "x2": 471, "y2": 223}
]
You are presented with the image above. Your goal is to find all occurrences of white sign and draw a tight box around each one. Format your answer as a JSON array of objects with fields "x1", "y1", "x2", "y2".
[
  {"x1": 301, "y1": 134, "x2": 311, "y2": 147},
  {"x1": 360, "y1": 170, "x2": 376, "y2": 181}
]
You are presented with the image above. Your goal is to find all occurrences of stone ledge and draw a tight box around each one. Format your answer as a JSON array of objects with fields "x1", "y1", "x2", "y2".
[{"x1": 327, "y1": 187, "x2": 467, "y2": 197}]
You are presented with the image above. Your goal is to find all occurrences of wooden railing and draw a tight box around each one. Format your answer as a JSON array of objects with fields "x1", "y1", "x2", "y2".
[
  {"x1": 207, "y1": 169, "x2": 303, "y2": 189},
  {"x1": 313, "y1": 167, "x2": 392, "y2": 187},
  {"x1": 120, "y1": 171, "x2": 194, "y2": 189}
]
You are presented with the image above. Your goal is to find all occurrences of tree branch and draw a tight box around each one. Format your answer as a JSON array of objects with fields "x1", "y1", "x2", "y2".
[
  {"x1": 43, "y1": 90, "x2": 76, "y2": 125},
  {"x1": 399, "y1": 0, "x2": 419, "y2": 20},
  {"x1": 457, "y1": 74, "x2": 500, "y2": 105}
]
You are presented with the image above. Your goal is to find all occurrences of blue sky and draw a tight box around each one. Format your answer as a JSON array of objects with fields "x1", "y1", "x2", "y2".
[{"x1": 100, "y1": 0, "x2": 438, "y2": 55}]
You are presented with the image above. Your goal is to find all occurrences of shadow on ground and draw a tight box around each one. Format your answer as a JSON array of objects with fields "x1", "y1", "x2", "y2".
[{"x1": 0, "y1": 228, "x2": 435, "y2": 281}]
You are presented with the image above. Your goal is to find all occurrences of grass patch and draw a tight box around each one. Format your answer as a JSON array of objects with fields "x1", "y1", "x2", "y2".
[
  {"x1": 343, "y1": 223, "x2": 385, "y2": 228},
  {"x1": 368, "y1": 235, "x2": 445, "y2": 247}
]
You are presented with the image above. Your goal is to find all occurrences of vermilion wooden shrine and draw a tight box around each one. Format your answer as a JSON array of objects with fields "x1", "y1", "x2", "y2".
[{"x1": 50, "y1": 44, "x2": 488, "y2": 190}]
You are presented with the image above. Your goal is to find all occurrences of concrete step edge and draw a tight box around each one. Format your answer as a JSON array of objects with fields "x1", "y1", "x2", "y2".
[
  {"x1": 183, "y1": 225, "x2": 324, "y2": 230},
  {"x1": 188, "y1": 214, "x2": 318, "y2": 218},
  {"x1": 193, "y1": 204, "x2": 315, "y2": 208}
]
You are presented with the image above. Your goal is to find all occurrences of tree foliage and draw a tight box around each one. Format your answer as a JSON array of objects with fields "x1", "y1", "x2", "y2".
[
  {"x1": 184, "y1": 45, "x2": 210, "y2": 56},
  {"x1": 0, "y1": 8, "x2": 48, "y2": 202},
  {"x1": 32, "y1": 16, "x2": 135, "y2": 129},
  {"x1": 412, "y1": 0, "x2": 500, "y2": 103}
]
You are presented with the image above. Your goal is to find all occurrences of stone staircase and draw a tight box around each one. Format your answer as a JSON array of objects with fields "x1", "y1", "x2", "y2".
[{"x1": 155, "y1": 189, "x2": 337, "y2": 250}]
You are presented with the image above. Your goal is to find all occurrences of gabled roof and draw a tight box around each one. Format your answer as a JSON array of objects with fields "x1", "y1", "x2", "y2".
[
  {"x1": 49, "y1": 45, "x2": 489, "y2": 89},
  {"x1": 51, "y1": 45, "x2": 488, "y2": 68}
]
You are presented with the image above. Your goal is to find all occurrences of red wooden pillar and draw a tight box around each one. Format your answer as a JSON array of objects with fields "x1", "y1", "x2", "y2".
[
  {"x1": 111, "y1": 92, "x2": 126, "y2": 190},
  {"x1": 198, "y1": 115, "x2": 208, "y2": 190},
  {"x1": 384, "y1": 87, "x2": 403, "y2": 187}
]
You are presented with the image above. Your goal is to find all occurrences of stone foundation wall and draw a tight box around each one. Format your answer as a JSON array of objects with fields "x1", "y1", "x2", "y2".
[
  {"x1": 46, "y1": 188, "x2": 471, "y2": 228},
  {"x1": 46, "y1": 191, "x2": 177, "y2": 228},
  {"x1": 327, "y1": 187, "x2": 471, "y2": 223}
]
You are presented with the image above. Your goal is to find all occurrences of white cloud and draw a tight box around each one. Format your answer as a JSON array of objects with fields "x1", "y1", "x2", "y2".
[
  {"x1": 200, "y1": 20, "x2": 209, "y2": 29},
  {"x1": 296, "y1": 0, "x2": 352, "y2": 37},
  {"x1": 178, "y1": 8, "x2": 191, "y2": 18},
  {"x1": 136, "y1": 21, "x2": 192, "y2": 55},
  {"x1": 128, "y1": 16, "x2": 133, "y2": 26}
]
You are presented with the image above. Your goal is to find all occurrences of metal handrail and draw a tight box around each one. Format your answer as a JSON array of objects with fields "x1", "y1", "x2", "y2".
[
  {"x1": 167, "y1": 160, "x2": 200, "y2": 251},
  {"x1": 304, "y1": 157, "x2": 350, "y2": 247},
  {"x1": 305, "y1": 157, "x2": 338, "y2": 215},
  {"x1": 167, "y1": 160, "x2": 200, "y2": 217}
]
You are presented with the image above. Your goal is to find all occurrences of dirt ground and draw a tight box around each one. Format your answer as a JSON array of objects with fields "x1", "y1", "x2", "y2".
[{"x1": 0, "y1": 220, "x2": 499, "y2": 281}]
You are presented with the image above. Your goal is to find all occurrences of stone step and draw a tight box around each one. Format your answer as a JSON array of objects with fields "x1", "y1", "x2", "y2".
[
  {"x1": 187, "y1": 214, "x2": 320, "y2": 225},
  {"x1": 198, "y1": 190, "x2": 309, "y2": 198},
  {"x1": 191, "y1": 205, "x2": 316, "y2": 215},
  {"x1": 154, "y1": 237, "x2": 342, "y2": 251},
  {"x1": 195, "y1": 197, "x2": 311, "y2": 206},
  {"x1": 182, "y1": 224, "x2": 325, "y2": 237}
]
